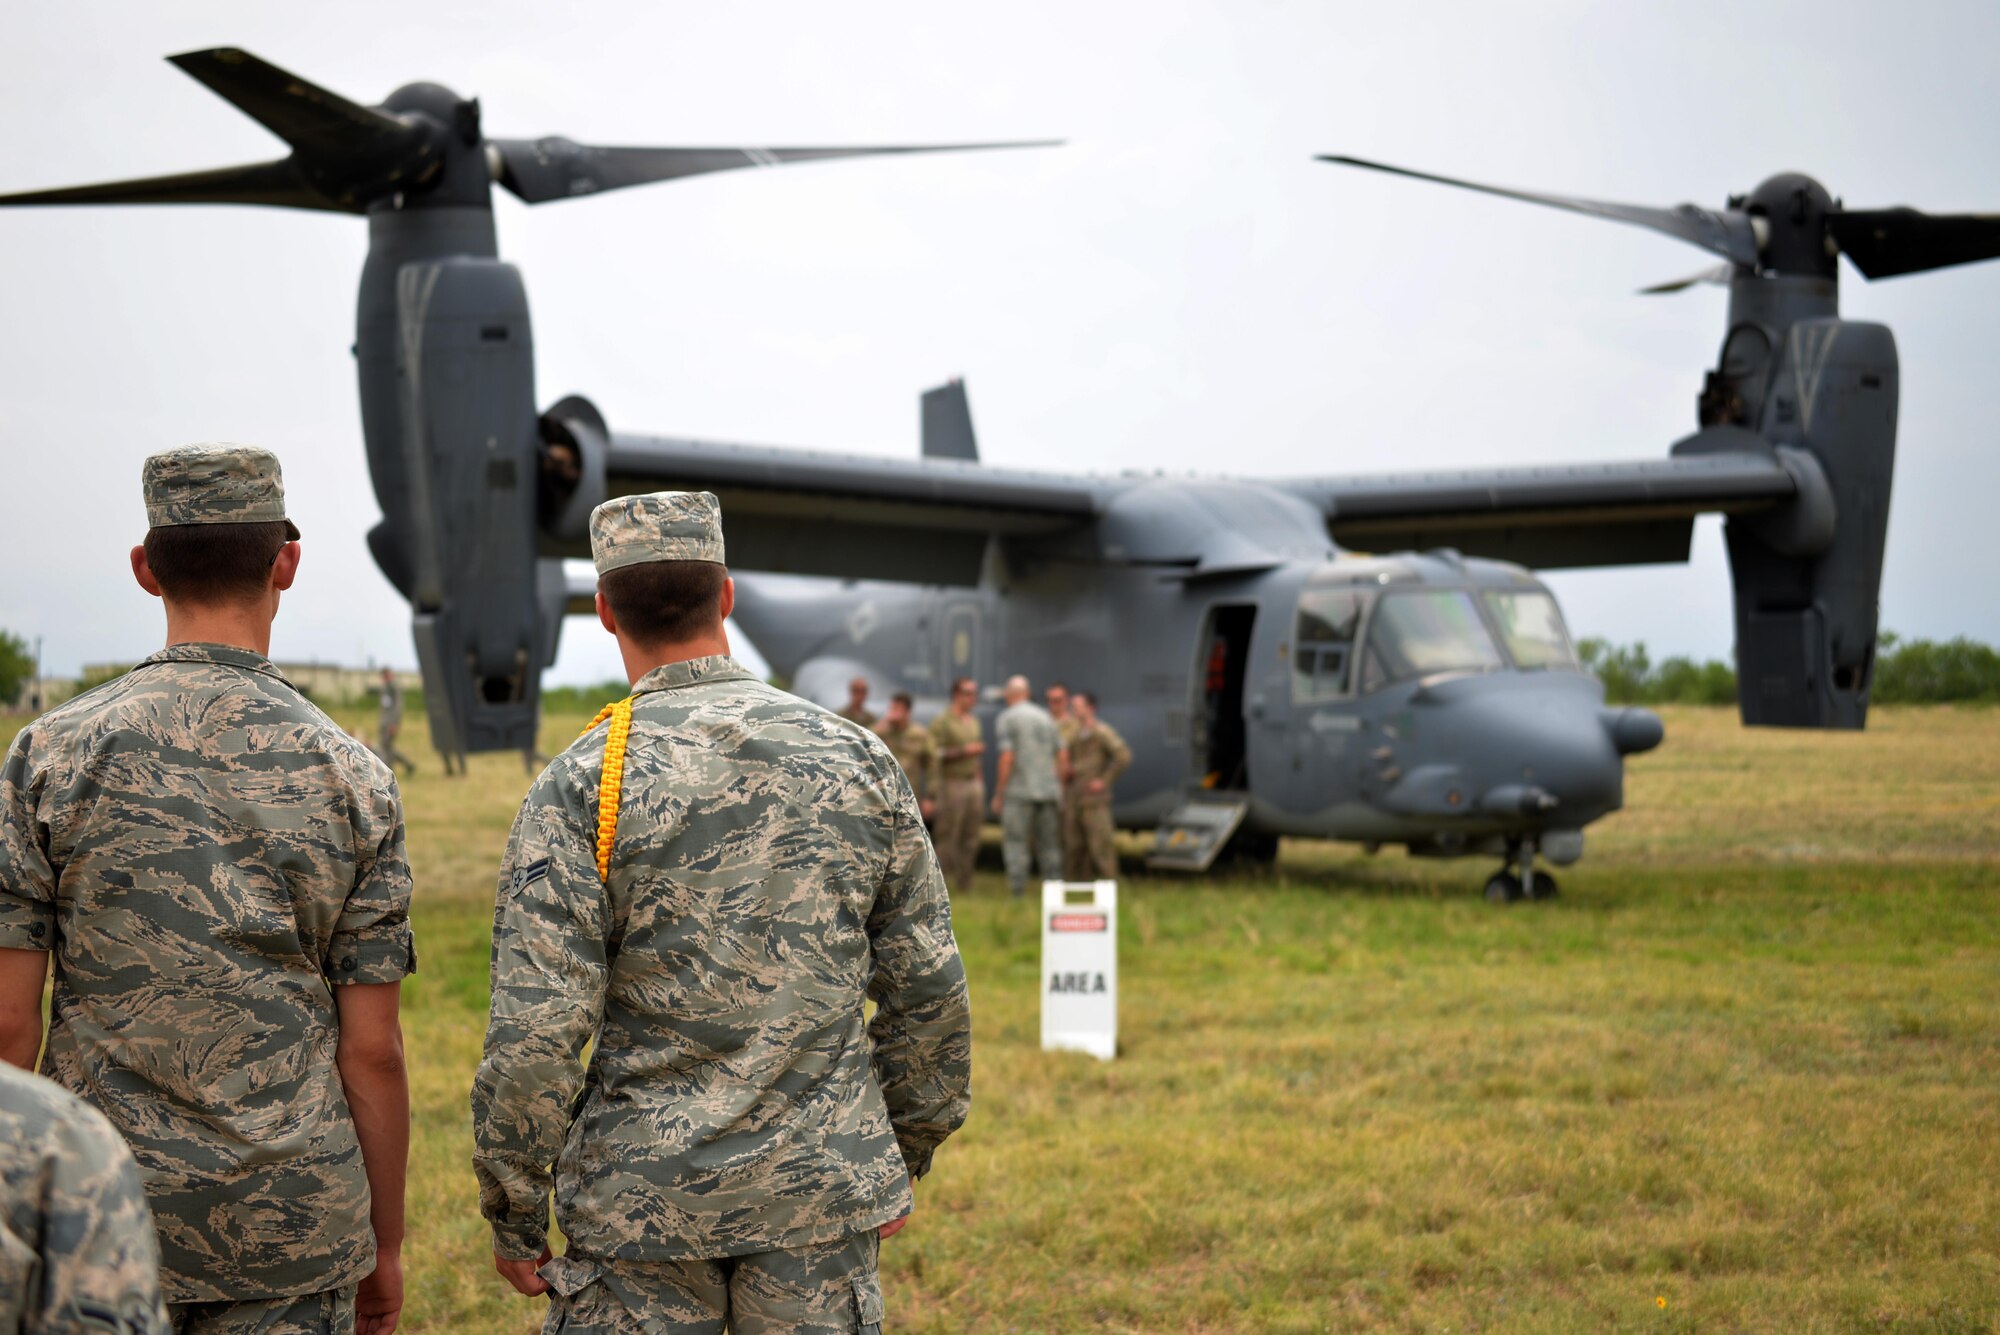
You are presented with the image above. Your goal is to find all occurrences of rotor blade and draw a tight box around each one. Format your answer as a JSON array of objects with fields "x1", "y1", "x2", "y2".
[
  {"x1": 491, "y1": 138, "x2": 1063, "y2": 203},
  {"x1": 1317, "y1": 154, "x2": 1761, "y2": 267},
  {"x1": 0, "y1": 159, "x2": 346, "y2": 212},
  {"x1": 1830, "y1": 208, "x2": 2000, "y2": 280},
  {"x1": 167, "y1": 47, "x2": 421, "y2": 162},
  {"x1": 1638, "y1": 263, "x2": 1737, "y2": 295}
]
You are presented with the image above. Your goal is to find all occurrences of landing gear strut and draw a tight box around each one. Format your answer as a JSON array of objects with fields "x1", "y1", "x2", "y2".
[{"x1": 1486, "y1": 840, "x2": 1558, "y2": 905}]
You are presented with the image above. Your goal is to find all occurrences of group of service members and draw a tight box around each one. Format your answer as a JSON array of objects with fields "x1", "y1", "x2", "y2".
[
  {"x1": 836, "y1": 671, "x2": 1132, "y2": 898},
  {"x1": 0, "y1": 450, "x2": 970, "y2": 1334}
]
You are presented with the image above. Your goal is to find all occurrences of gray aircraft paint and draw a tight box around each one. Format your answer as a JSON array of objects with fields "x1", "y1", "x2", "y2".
[{"x1": 6, "y1": 49, "x2": 1994, "y2": 885}]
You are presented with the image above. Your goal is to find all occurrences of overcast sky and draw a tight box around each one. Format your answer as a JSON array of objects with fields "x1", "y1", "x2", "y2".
[{"x1": 5, "y1": 0, "x2": 1998, "y2": 685}]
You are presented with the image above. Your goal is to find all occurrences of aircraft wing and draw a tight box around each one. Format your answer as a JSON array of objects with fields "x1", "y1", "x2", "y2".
[
  {"x1": 552, "y1": 431, "x2": 1105, "y2": 585},
  {"x1": 1281, "y1": 427, "x2": 1813, "y2": 568}
]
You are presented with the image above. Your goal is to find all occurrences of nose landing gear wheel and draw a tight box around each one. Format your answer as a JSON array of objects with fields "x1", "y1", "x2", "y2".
[
  {"x1": 1484, "y1": 871, "x2": 1524, "y2": 903},
  {"x1": 1525, "y1": 872, "x2": 1559, "y2": 900}
]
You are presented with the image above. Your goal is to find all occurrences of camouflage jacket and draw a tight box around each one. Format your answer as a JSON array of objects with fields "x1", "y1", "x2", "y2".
[
  {"x1": 472, "y1": 655, "x2": 972, "y2": 1263},
  {"x1": 0, "y1": 1063, "x2": 168, "y2": 1334},
  {"x1": 0, "y1": 644, "x2": 416, "y2": 1303}
]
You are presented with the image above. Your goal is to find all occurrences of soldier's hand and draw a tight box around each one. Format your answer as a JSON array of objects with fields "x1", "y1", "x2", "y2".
[
  {"x1": 1088, "y1": 779, "x2": 1107, "y2": 795},
  {"x1": 496, "y1": 1246, "x2": 555, "y2": 1296},
  {"x1": 920, "y1": 799, "x2": 936, "y2": 821},
  {"x1": 990, "y1": 795, "x2": 1004, "y2": 817},
  {"x1": 356, "y1": 1246, "x2": 404, "y2": 1333},
  {"x1": 879, "y1": 1213, "x2": 911, "y2": 1241}
]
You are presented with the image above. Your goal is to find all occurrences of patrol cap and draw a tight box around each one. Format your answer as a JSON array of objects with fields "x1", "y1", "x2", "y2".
[
  {"x1": 142, "y1": 444, "x2": 301, "y2": 540},
  {"x1": 590, "y1": 491, "x2": 726, "y2": 575}
]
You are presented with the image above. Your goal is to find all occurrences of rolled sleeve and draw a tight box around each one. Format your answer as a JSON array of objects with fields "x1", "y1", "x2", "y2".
[
  {"x1": 326, "y1": 789, "x2": 417, "y2": 986},
  {"x1": 867, "y1": 775, "x2": 973, "y2": 1181},
  {"x1": 0, "y1": 729, "x2": 57, "y2": 953}
]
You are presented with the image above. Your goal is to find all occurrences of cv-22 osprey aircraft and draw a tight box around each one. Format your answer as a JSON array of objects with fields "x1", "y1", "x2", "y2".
[{"x1": 10, "y1": 50, "x2": 2000, "y2": 898}]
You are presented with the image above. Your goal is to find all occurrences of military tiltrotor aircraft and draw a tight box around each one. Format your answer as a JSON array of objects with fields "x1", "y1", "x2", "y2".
[{"x1": 10, "y1": 51, "x2": 2000, "y2": 898}]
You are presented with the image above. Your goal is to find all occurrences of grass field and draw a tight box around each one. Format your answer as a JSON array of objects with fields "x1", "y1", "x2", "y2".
[{"x1": 6, "y1": 703, "x2": 1998, "y2": 1332}]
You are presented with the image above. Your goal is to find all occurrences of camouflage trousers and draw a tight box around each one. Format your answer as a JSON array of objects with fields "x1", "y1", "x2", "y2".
[
  {"x1": 168, "y1": 1287, "x2": 354, "y2": 1334},
  {"x1": 1063, "y1": 797, "x2": 1118, "y2": 880},
  {"x1": 539, "y1": 1231, "x2": 883, "y2": 1334},
  {"x1": 1000, "y1": 797, "x2": 1064, "y2": 897},
  {"x1": 372, "y1": 722, "x2": 415, "y2": 775},
  {"x1": 932, "y1": 777, "x2": 985, "y2": 893}
]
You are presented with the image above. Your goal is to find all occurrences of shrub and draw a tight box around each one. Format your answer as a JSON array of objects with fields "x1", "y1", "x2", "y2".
[
  {"x1": 0, "y1": 632, "x2": 31, "y2": 707},
  {"x1": 1577, "y1": 632, "x2": 2000, "y2": 706}
]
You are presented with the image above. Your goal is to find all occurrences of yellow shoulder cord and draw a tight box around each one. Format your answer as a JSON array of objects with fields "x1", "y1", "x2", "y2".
[{"x1": 580, "y1": 697, "x2": 634, "y2": 882}]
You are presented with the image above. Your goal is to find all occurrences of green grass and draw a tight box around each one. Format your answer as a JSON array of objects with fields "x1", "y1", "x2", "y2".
[{"x1": 5, "y1": 704, "x2": 1997, "y2": 1332}]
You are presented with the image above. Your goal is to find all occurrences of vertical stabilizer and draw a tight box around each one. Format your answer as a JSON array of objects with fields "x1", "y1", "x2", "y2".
[{"x1": 921, "y1": 378, "x2": 979, "y2": 461}]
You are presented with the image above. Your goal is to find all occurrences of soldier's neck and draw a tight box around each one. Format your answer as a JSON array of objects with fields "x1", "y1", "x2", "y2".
[
  {"x1": 161, "y1": 596, "x2": 276, "y2": 658},
  {"x1": 618, "y1": 626, "x2": 732, "y2": 687}
]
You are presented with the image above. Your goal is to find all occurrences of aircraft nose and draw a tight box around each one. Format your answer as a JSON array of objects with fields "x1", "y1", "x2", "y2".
[
  {"x1": 1461, "y1": 684, "x2": 1628, "y2": 822},
  {"x1": 1379, "y1": 677, "x2": 1642, "y2": 826}
]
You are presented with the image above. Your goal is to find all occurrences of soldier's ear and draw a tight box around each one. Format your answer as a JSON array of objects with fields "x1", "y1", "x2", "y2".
[
  {"x1": 596, "y1": 590, "x2": 618, "y2": 637},
  {"x1": 717, "y1": 576, "x2": 735, "y2": 623},
  {"x1": 270, "y1": 542, "x2": 302, "y2": 593},
  {"x1": 130, "y1": 545, "x2": 165, "y2": 599}
]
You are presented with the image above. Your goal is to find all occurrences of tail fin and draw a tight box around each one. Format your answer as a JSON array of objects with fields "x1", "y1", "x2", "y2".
[{"x1": 921, "y1": 379, "x2": 978, "y2": 461}]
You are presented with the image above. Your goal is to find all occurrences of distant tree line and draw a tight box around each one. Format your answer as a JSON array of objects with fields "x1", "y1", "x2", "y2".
[
  {"x1": 1577, "y1": 633, "x2": 2000, "y2": 706},
  {"x1": 539, "y1": 680, "x2": 631, "y2": 714},
  {"x1": 0, "y1": 631, "x2": 32, "y2": 707}
]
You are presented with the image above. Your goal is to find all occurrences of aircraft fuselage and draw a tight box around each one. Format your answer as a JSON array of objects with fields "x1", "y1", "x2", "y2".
[{"x1": 730, "y1": 544, "x2": 1661, "y2": 868}]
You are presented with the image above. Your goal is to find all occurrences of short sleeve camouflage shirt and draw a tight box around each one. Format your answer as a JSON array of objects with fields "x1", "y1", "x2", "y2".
[
  {"x1": 473, "y1": 655, "x2": 972, "y2": 1264},
  {"x1": 0, "y1": 643, "x2": 416, "y2": 1303},
  {"x1": 996, "y1": 702, "x2": 1064, "y2": 802}
]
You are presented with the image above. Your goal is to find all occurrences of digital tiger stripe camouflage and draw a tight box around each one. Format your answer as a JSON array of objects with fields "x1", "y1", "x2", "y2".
[
  {"x1": 0, "y1": 643, "x2": 416, "y2": 1304},
  {"x1": 0, "y1": 1062, "x2": 169, "y2": 1334},
  {"x1": 537, "y1": 1231, "x2": 884, "y2": 1334},
  {"x1": 140, "y1": 443, "x2": 299, "y2": 537},
  {"x1": 471, "y1": 654, "x2": 972, "y2": 1264}
]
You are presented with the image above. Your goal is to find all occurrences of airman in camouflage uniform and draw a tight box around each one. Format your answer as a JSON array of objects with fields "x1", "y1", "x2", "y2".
[
  {"x1": 0, "y1": 445, "x2": 415, "y2": 1335},
  {"x1": 372, "y1": 667, "x2": 416, "y2": 776},
  {"x1": 838, "y1": 676, "x2": 879, "y2": 729},
  {"x1": 927, "y1": 678, "x2": 987, "y2": 893},
  {"x1": 1045, "y1": 683, "x2": 1079, "y2": 847},
  {"x1": 872, "y1": 692, "x2": 937, "y2": 820},
  {"x1": 992, "y1": 676, "x2": 1067, "y2": 897},
  {"x1": 473, "y1": 491, "x2": 971, "y2": 1335},
  {"x1": 1064, "y1": 691, "x2": 1132, "y2": 880},
  {"x1": 1046, "y1": 682, "x2": 1079, "y2": 757},
  {"x1": 0, "y1": 1062, "x2": 169, "y2": 1334}
]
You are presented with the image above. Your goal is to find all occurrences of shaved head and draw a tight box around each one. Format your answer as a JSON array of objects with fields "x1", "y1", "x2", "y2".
[{"x1": 1004, "y1": 674, "x2": 1030, "y2": 704}]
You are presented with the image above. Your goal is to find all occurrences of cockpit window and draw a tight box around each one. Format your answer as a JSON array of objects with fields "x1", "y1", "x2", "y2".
[
  {"x1": 1366, "y1": 590, "x2": 1504, "y2": 683},
  {"x1": 1293, "y1": 588, "x2": 1365, "y2": 702},
  {"x1": 1482, "y1": 589, "x2": 1579, "y2": 669}
]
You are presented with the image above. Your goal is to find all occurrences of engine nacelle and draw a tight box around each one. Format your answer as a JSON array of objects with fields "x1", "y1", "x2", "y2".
[
  {"x1": 1696, "y1": 308, "x2": 1898, "y2": 728},
  {"x1": 392, "y1": 256, "x2": 548, "y2": 757}
]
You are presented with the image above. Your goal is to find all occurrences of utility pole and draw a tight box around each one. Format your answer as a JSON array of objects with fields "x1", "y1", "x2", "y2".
[{"x1": 30, "y1": 635, "x2": 42, "y2": 713}]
